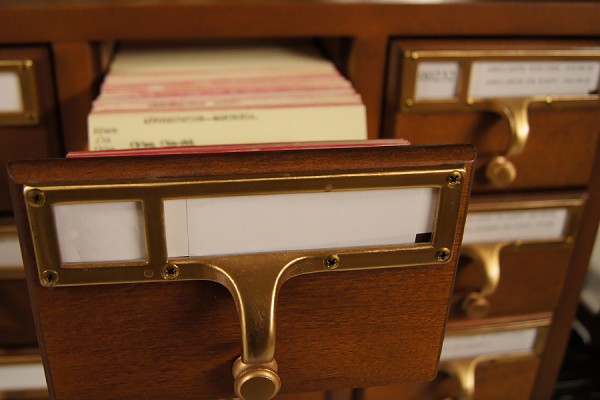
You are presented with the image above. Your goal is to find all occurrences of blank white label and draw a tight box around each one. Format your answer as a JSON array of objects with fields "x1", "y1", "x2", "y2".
[
  {"x1": 441, "y1": 328, "x2": 537, "y2": 361},
  {"x1": 0, "y1": 231, "x2": 23, "y2": 268},
  {"x1": 164, "y1": 187, "x2": 436, "y2": 257},
  {"x1": 415, "y1": 62, "x2": 460, "y2": 100},
  {"x1": 469, "y1": 61, "x2": 600, "y2": 98},
  {"x1": 0, "y1": 71, "x2": 23, "y2": 112},
  {"x1": 53, "y1": 201, "x2": 147, "y2": 263},
  {"x1": 0, "y1": 362, "x2": 47, "y2": 391},
  {"x1": 462, "y1": 208, "x2": 568, "y2": 244}
]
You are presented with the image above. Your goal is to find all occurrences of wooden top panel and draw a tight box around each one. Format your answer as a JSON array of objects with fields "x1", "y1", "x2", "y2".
[{"x1": 0, "y1": 1, "x2": 599, "y2": 42}]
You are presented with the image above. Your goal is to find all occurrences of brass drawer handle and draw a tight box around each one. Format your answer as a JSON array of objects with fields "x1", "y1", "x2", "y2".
[
  {"x1": 483, "y1": 99, "x2": 531, "y2": 188},
  {"x1": 439, "y1": 359, "x2": 478, "y2": 400},
  {"x1": 460, "y1": 242, "x2": 507, "y2": 319}
]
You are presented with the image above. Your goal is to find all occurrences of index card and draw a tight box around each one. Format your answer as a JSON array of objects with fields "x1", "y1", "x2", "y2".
[
  {"x1": 53, "y1": 201, "x2": 147, "y2": 263},
  {"x1": 0, "y1": 71, "x2": 23, "y2": 112},
  {"x1": 440, "y1": 328, "x2": 537, "y2": 361}
]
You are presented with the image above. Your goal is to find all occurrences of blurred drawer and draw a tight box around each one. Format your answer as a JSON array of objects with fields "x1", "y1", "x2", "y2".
[
  {"x1": 359, "y1": 319, "x2": 548, "y2": 400},
  {"x1": 384, "y1": 40, "x2": 600, "y2": 191},
  {"x1": 0, "y1": 225, "x2": 37, "y2": 349},
  {"x1": 451, "y1": 192, "x2": 584, "y2": 321},
  {"x1": 0, "y1": 46, "x2": 61, "y2": 213},
  {"x1": 0, "y1": 355, "x2": 48, "y2": 399}
]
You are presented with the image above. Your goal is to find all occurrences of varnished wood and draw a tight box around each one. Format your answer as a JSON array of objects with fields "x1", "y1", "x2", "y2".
[
  {"x1": 358, "y1": 356, "x2": 540, "y2": 400},
  {"x1": 0, "y1": 279, "x2": 37, "y2": 349},
  {"x1": 385, "y1": 39, "x2": 600, "y2": 192},
  {"x1": 0, "y1": 47, "x2": 61, "y2": 213},
  {"x1": 8, "y1": 145, "x2": 474, "y2": 399},
  {"x1": 51, "y1": 42, "x2": 100, "y2": 153}
]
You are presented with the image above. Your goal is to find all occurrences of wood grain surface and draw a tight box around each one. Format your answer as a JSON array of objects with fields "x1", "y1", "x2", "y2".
[{"x1": 8, "y1": 144, "x2": 474, "y2": 399}]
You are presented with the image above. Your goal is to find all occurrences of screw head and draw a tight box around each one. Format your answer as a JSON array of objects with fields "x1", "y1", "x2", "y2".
[
  {"x1": 41, "y1": 270, "x2": 59, "y2": 286},
  {"x1": 26, "y1": 189, "x2": 46, "y2": 207},
  {"x1": 436, "y1": 248, "x2": 451, "y2": 262},
  {"x1": 405, "y1": 99, "x2": 414, "y2": 107},
  {"x1": 161, "y1": 264, "x2": 180, "y2": 280},
  {"x1": 446, "y1": 171, "x2": 462, "y2": 187},
  {"x1": 324, "y1": 255, "x2": 340, "y2": 270}
]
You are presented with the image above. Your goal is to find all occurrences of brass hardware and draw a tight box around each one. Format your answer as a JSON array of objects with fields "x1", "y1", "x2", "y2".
[
  {"x1": 460, "y1": 242, "x2": 504, "y2": 319},
  {"x1": 324, "y1": 254, "x2": 340, "y2": 270},
  {"x1": 23, "y1": 165, "x2": 468, "y2": 393},
  {"x1": 485, "y1": 156, "x2": 517, "y2": 188},
  {"x1": 436, "y1": 248, "x2": 451, "y2": 262},
  {"x1": 461, "y1": 197, "x2": 584, "y2": 318},
  {"x1": 232, "y1": 357, "x2": 281, "y2": 400},
  {"x1": 161, "y1": 263, "x2": 180, "y2": 280},
  {"x1": 0, "y1": 59, "x2": 39, "y2": 126},
  {"x1": 447, "y1": 171, "x2": 462, "y2": 187},
  {"x1": 441, "y1": 319, "x2": 551, "y2": 400},
  {"x1": 41, "y1": 269, "x2": 59, "y2": 285},
  {"x1": 400, "y1": 49, "x2": 600, "y2": 188},
  {"x1": 26, "y1": 189, "x2": 46, "y2": 207}
]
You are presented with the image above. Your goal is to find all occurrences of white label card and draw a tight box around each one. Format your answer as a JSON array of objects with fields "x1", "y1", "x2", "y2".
[
  {"x1": 53, "y1": 201, "x2": 147, "y2": 263},
  {"x1": 415, "y1": 62, "x2": 460, "y2": 100},
  {"x1": 0, "y1": 362, "x2": 47, "y2": 391},
  {"x1": 0, "y1": 71, "x2": 23, "y2": 112},
  {"x1": 469, "y1": 61, "x2": 600, "y2": 98},
  {"x1": 462, "y1": 208, "x2": 568, "y2": 244},
  {"x1": 0, "y1": 231, "x2": 23, "y2": 268},
  {"x1": 165, "y1": 187, "x2": 436, "y2": 257},
  {"x1": 440, "y1": 328, "x2": 537, "y2": 361}
]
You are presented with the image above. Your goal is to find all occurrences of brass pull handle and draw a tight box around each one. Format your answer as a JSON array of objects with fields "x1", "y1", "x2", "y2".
[
  {"x1": 484, "y1": 99, "x2": 532, "y2": 188},
  {"x1": 439, "y1": 359, "x2": 478, "y2": 400},
  {"x1": 233, "y1": 357, "x2": 281, "y2": 400},
  {"x1": 460, "y1": 242, "x2": 506, "y2": 319}
]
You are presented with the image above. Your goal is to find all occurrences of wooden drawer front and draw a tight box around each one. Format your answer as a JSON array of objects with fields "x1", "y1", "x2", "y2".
[
  {"x1": 0, "y1": 47, "x2": 60, "y2": 213},
  {"x1": 384, "y1": 40, "x2": 600, "y2": 192},
  {"x1": 450, "y1": 244, "x2": 570, "y2": 321},
  {"x1": 358, "y1": 357, "x2": 539, "y2": 400},
  {"x1": 0, "y1": 225, "x2": 36, "y2": 349},
  {"x1": 450, "y1": 192, "x2": 584, "y2": 321},
  {"x1": 358, "y1": 320, "x2": 547, "y2": 400}
]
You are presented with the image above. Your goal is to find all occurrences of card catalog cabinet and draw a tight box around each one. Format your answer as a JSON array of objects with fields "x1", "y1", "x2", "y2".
[{"x1": 2, "y1": 2, "x2": 600, "y2": 399}]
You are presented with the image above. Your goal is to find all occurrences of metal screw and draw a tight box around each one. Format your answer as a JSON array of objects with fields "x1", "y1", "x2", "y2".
[
  {"x1": 161, "y1": 264, "x2": 180, "y2": 279},
  {"x1": 411, "y1": 52, "x2": 420, "y2": 60},
  {"x1": 436, "y1": 248, "x2": 451, "y2": 262},
  {"x1": 446, "y1": 171, "x2": 462, "y2": 187},
  {"x1": 405, "y1": 99, "x2": 414, "y2": 107},
  {"x1": 26, "y1": 189, "x2": 46, "y2": 207},
  {"x1": 545, "y1": 96, "x2": 553, "y2": 104},
  {"x1": 324, "y1": 255, "x2": 340, "y2": 270},
  {"x1": 42, "y1": 270, "x2": 59, "y2": 286}
]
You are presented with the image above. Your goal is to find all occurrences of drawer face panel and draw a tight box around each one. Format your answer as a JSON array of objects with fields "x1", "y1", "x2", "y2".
[
  {"x1": 0, "y1": 47, "x2": 60, "y2": 213},
  {"x1": 385, "y1": 40, "x2": 600, "y2": 192},
  {"x1": 450, "y1": 192, "x2": 584, "y2": 321}
]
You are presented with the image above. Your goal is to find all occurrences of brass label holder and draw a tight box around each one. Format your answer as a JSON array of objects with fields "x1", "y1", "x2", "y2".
[
  {"x1": 0, "y1": 60, "x2": 39, "y2": 126},
  {"x1": 460, "y1": 197, "x2": 584, "y2": 319},
  {"x1": 440, "y1": 318, "x2": 551, "y2": 400},
  {"x1": 400, "y1": 49, "x2": 600, "y2": 187},
  {"x1": 24, "y1": 166, "x2": 466, "y2": 400}
]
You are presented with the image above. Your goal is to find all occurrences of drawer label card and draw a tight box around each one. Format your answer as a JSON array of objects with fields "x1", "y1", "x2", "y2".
[
  {"x1": 441, "y1": 328, "x2": 537, "y2": 361},
  {"x1": 462, "y1": 208, "x2": 568, "y2": 244},
  {"x1": 469, "y1": 61, "x2": 600, "y2": 99},
  {"x1": 0, "y1": 71, "x2": 23, "y2": 112},
  {"x1": 0, "y1": 232, "x2": 23, "y2": 268},
  {"x1": 415, "y1": 62, "x2": 460, "y2": 100}
]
